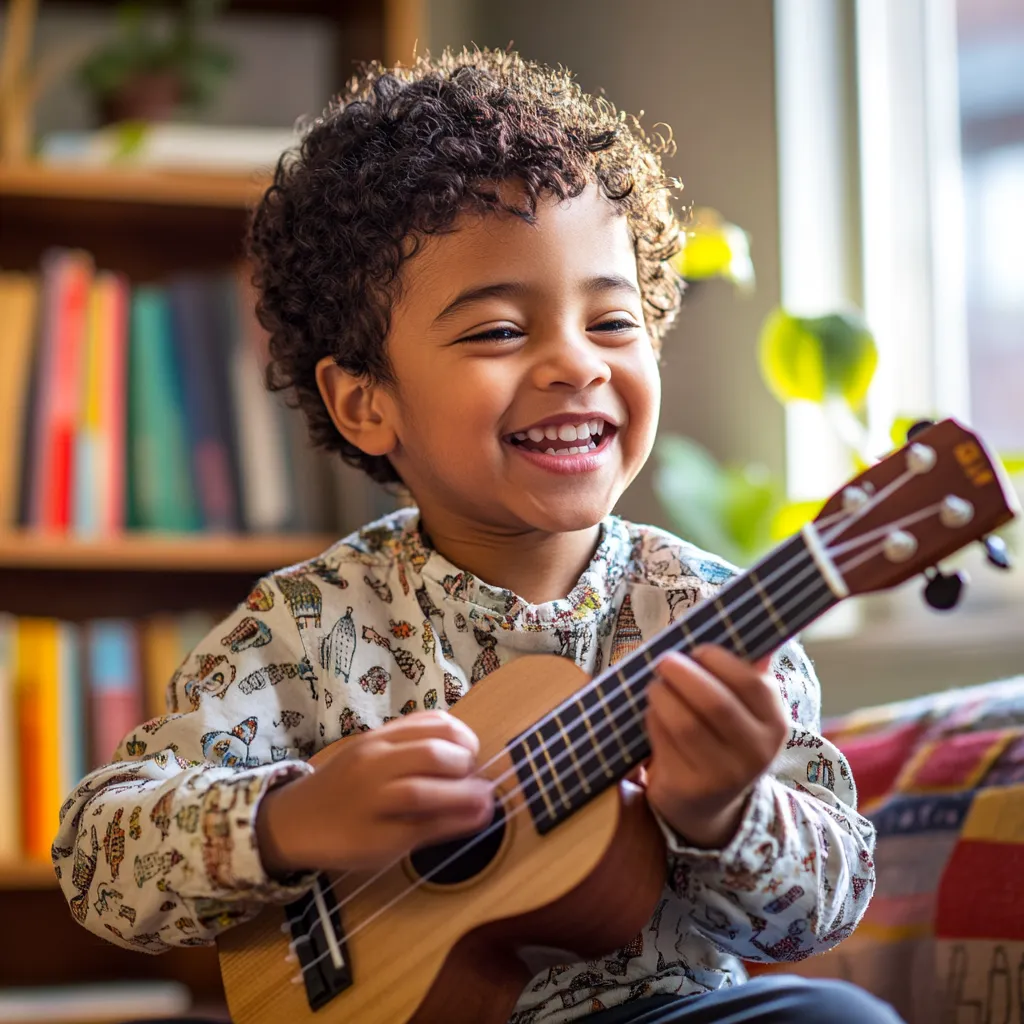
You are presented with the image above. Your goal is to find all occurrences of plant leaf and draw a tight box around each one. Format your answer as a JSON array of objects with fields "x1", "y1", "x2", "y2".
[
  {"x1": 758, "y1": 307, "x2": 877, "y2": 408},
  {"x1": 770, "y1": 499, "x2": 825, "y2": 542},
  {"x1": 758, "y1": 309, "x2": 826, "y2": 403}
]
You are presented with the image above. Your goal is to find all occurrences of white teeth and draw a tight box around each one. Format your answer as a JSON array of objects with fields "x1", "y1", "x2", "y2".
[
  {"x1": 588, "y1": 439, "x2": 597, "y2": 450},
  {"x1": 544, "y1": 425, "x2": 559, "y2": 441},
  {"x1": 514, "y1": 431, "x2": 528, "y2": 441},
  {"x1": 555, "y1": 448, "x2": 570, "y2": 455},
  {"x1": 576, "y1": 422, "x2": 591, "y2": 440},
  {"x1": 594, "y1": 420, "x2": 605, "y2": 436},
  {"x1": 568, "y1": 446, "x2": 580, "y2": 455},
  {"x1": 545, "y1": 447, "x2": 556, "y2": 455},
  {"x1": 557, "y1": 424, "x2": 578, "y2": 442},
  {"x1": 527, "y1": 428, "x2": 545, "y2": 443}
]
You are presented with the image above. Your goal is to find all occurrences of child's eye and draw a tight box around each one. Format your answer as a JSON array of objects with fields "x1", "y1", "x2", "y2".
[
  {"x1": 459, "y1": 326, "x2": 524, "y2": 343},
  {"x1": 591, "y1": 318, "x2": 640, "y2": 333}
]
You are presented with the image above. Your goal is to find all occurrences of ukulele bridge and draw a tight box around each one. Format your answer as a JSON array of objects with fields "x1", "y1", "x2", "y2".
[{"x1": 285, "y1": 873, "x2": 354, "y2": 1010}]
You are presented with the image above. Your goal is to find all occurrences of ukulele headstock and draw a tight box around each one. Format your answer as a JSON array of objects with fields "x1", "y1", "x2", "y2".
[{"x1": 812, "y1": 419, "x2": 1020, "y2": 598}]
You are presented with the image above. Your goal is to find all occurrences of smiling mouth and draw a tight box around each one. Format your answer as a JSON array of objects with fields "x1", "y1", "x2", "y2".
[{"x1": 503, "y1": 418, "x2": 615, "y2": 456}]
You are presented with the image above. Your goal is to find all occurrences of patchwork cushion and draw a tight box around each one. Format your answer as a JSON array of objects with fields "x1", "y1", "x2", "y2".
[{"x1": 770, "y1": 676, "x2": 1024, "y2": 1023}]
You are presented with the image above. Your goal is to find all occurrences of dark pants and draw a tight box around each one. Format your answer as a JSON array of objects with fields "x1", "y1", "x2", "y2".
[
  {"x1": 585, "y1": 975, "x2": 904, "y2": 1024},
  {"x1": 123, "y1": 975, "x2": 904, "y2": 1024}
]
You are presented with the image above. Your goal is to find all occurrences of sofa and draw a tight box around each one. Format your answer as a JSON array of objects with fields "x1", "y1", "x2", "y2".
[{"x1": 779, "y1": 675, "x2": 1024, "y2": 1024}]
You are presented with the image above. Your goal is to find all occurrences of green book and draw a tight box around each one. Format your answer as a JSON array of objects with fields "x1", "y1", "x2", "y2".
[{"x1": 127, "y1": 286, "x2": 200, "y2": 531}]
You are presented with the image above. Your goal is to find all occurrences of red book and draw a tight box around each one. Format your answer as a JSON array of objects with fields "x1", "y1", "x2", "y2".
[{"x1": 30, "y1": 251, "x2": 93, "y2": 532}]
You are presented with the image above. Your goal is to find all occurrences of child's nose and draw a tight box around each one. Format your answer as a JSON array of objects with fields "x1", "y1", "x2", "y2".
[{"x1": 530, "y1": 330, "x2": 612, "y2": 392}]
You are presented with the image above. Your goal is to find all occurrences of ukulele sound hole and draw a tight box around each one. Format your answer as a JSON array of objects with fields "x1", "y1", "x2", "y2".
[{"x1": 408, "y1": 799, "x2": 507, "y2": 886}]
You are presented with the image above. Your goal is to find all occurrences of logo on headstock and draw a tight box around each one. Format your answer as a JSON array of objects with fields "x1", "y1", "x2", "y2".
[{"x1": 954, "y1": 442, "x2": 995, "y2": 488}]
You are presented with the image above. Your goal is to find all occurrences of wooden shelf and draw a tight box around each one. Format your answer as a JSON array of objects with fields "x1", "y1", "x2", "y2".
[
  {"x1": 0, "y1": 163, "x2": 271, "y2": 209},
  {"x1": 0, "y1": 859, "x2": 57, "y2": 889},
  {"x1": 0, "y1": 532, "x2": 337, "y2": 573}
]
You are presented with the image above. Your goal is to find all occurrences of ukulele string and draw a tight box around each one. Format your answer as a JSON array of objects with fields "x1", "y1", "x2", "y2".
[
  {"x1": 819, "y1": 465, "x2": 917, "y2": 547},
  {"x1": 287, "y1": 534, "x2": 831, "y2": 939},
  {"x1": 291, "y1": 553, "x2": 841, "y2": 973},
  {"x1": 827, "y1": 503, "x2": 944, "y2": 560},
  {"x1": 292, "y1": 577, "x2": 840, "y2": 978}
]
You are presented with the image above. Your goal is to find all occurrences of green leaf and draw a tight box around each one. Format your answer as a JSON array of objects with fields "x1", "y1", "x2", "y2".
[
  {"x1": 653, "y1": 435, "x2": 777, "y2": 566},
  {"x1": 758, "y1": 309, "x2": 826, "y2": 402},
  {"x1": 758, "y1": 307, "x2": 878, "y2": 409}
]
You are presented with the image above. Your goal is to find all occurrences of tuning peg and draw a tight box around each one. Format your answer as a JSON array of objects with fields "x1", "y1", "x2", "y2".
[
  {"x1": 906, "y1": 419, "x2": 935, "y2": 441},
  {"x1": 923, "y1": 567, "x2": 967, "y2": 610},
  {"x1": 981, "y1": 534, "x2": 1012, "y2": 570}
]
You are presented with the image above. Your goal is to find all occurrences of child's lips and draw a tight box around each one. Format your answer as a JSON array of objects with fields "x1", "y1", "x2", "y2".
[{"x1": 503, "y1": 425, "x2": 617, "y2": 474}]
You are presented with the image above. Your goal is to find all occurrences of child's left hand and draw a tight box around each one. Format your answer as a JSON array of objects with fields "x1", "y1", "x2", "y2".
[{"x1": 642, "y1": 646, "x2": 789, "y2": 850}]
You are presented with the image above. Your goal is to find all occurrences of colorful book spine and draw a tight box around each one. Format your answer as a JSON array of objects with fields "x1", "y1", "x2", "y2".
[
  {"x1": 0, "y1": 273, "x2": 40, "y2": 530},
  {"x1": 30, "y1": 251, "x2": 93, "y2": 532},
  {"x1": 15, "y1": 618, "x2": 63, "y2": 861},
  {"x1": 0, "y1": 615, "x2": 20, "y2": 861},
  {"x1": 86, "y1": 621, "x2": 143, "y2": 766},
  {"x1": 127, "y1": 287, "x2": 201, "y2": 532}
]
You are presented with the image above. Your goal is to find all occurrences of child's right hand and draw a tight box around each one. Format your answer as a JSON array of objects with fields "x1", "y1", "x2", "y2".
[{"x1": 256, "y1": 711, "x2": 495, "y2": 878}]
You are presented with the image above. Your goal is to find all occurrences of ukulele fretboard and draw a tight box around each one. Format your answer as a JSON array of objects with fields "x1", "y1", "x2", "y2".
[{"x1": 511, "y1": 531, "x2": 838, "y2": 834}]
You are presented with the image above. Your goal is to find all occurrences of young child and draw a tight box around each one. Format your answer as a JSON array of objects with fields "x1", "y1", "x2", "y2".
[{"x1": 55, "y1": 48, "x2": 901, "y2": 1024}]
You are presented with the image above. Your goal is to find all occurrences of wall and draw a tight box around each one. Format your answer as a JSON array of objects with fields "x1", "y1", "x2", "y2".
[{"x1": 427, "y1": 0, "x2": 787, "y2": 531}]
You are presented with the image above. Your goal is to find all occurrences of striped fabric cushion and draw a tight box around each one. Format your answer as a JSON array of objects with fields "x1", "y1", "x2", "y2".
[{"x1": 767, "y1": 677, "x2": 1024, "y2": 1024}]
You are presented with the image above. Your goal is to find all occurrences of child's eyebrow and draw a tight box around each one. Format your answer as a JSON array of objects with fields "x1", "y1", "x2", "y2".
[{"x1": 432, "y1": 274, "x2": 641, "y2": 326}]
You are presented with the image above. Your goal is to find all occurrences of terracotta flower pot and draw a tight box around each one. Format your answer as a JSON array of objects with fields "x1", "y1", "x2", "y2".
[{"x1": 98, "y1": 71, "x2": 183, "y2": 126}]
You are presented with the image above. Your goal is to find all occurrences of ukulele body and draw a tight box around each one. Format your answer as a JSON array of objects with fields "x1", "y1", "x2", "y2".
[{"x1": 218, "y1": 654, "x2": 668, "y2": 1024}]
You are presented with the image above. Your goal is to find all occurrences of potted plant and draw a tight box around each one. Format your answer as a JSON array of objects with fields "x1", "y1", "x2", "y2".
[{"x1": 77, "y1": 0, "x2": 234, "y2": 126}]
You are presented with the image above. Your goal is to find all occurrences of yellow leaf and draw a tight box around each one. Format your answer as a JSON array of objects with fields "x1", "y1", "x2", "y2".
[
  {"x1": 770, "y1": 499, "x2": 826, "y2": 542},
  {"x1": 758, "y1": 309, "x2": 825, "y2": 403}
]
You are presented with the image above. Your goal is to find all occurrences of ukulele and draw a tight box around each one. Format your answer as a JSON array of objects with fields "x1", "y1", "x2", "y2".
[{"x1": 217, "y1": 418, "x2": 1019, "y2": 1024}]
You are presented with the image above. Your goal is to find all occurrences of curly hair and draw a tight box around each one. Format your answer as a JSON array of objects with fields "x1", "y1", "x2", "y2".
[{"x1": 248, "y1": 46, "x2": 685, "y2": 485}]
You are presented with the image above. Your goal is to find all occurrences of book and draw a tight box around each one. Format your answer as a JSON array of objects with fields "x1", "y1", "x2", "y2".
[
  {"x1": 127, "y1": 286, "x2": 201, "y2": 532},
  {"x1": 0, "y1": 615, "x2": 20, "y2": 861},
  {"x1": 168, "y1": 275, "x2": 241, "y2": 531},
  {"x1": 56, "y1": 622, "x2": 85, "y2": 800},
  {"x1": 229, "y1": 268, "x2": 294, "y2": 532},
  {"x1": 0, "y1": 273, "x2": 40, "y2": 530},
  {"x1": 29, "y1": 251, "x2": 93, "y2": 532},
  {"x1": 15, "y1": 618, "x2": 63, "y2": 861},
  {"x1": 139, "y1": 615, "x2": 183, "y2": 721},
  {"x1": 86, "y1": 620, "x2": 143, "y2": 766},
  {"x1": 73, "y1": 271, "x2": 130, "y2": 536}
]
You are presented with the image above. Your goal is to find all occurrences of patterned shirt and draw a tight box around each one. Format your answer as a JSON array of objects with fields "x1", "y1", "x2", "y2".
[{"x1": 54, "y1": 509, "x2": 876, "y2": 1022}]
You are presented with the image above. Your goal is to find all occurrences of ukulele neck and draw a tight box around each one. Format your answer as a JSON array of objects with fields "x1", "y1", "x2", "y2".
[{"x1": 511, "y1": 529, "x2": 840, "y2": 834}]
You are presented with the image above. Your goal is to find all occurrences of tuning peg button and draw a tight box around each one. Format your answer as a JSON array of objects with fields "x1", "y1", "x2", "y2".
[
  {"x1": 907, "y1": 420, "x2": 936, "y2": 441},
  {"x1": 982, "y1": 535, "x2": 1012, "y2": 570},
  {"x1": 923, "y1": 568, "x2": 967, "y2": 611}
]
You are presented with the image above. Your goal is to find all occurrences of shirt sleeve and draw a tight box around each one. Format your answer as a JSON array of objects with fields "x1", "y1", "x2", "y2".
[
  {"x1": 53, "y1": 572, "x2": 320, "y2": 954},
  {"x1": 653, "y1": 641, "x2": 877, "y2": 963}
]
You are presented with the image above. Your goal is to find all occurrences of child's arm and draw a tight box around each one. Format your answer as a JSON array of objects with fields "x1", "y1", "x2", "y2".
[
  {"x1": 647, "y1": 642, "x2": 876, "y2": 963},
  {"x1": 53, "y1": 573, "x2": 321, "y2": 952},
  {"x1": 54, "y1": 570, "x2": 492, "y2": 953}
]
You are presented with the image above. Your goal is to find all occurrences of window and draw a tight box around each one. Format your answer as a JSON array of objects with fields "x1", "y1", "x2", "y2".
[{"x1": 958, "y1": 0, "x2": 1024, "y2": 452}]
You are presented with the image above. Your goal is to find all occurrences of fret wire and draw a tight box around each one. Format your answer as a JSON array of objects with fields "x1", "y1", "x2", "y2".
[
  {"x1": 575, "y1": 697, "x2": 615, "y2": 778},
  {"x1": 537, "y1": 727, "x2": 573, "y2": 810},
  {"x1": 713, "y1": 595, "x2": 748, "y2": 657},
  {"x1": 620, "y1": 659, "x2": 646, "y2": 720},
  {"x1": 594, "y1": 680, "x2": 633, "y2": 764},
  {"x1": 520, "y1": 734, "x2": 557, "y2": 820},
  {"x1": 554, "y1": 712, "x2": 592, "y2": 794},
  {"x1": 748, "y1": 567, "x2": 787, "y2": 637}
]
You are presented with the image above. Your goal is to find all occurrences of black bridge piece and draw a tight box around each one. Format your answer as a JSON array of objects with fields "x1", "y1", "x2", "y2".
[{"x1": 285, "y1": 874, "x2": 354, "y2": 1011}]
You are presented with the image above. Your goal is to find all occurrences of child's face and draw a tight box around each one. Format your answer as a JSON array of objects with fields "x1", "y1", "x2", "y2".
[{"x1": 335, "y1": 182, "x2": 661, "y2": 539}]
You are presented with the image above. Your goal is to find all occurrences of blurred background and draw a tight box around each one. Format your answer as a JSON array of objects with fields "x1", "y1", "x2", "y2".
[{"x1": 0, "y1": 0, "x2": 1022, "y2": 1017}]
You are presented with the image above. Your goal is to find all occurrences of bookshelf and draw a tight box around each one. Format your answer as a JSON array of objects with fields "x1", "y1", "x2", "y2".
[
  {"x1": 0, "y1": 163, "x2": 269, "y2": 208},
  {"x1": 0, "y1": 1, "x2": 422, "y2": 1017}
]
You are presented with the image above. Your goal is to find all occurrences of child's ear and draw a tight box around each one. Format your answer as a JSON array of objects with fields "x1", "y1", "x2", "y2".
[{"x1": 315, "y1": 355, "x2": 398, "y2": 457}]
